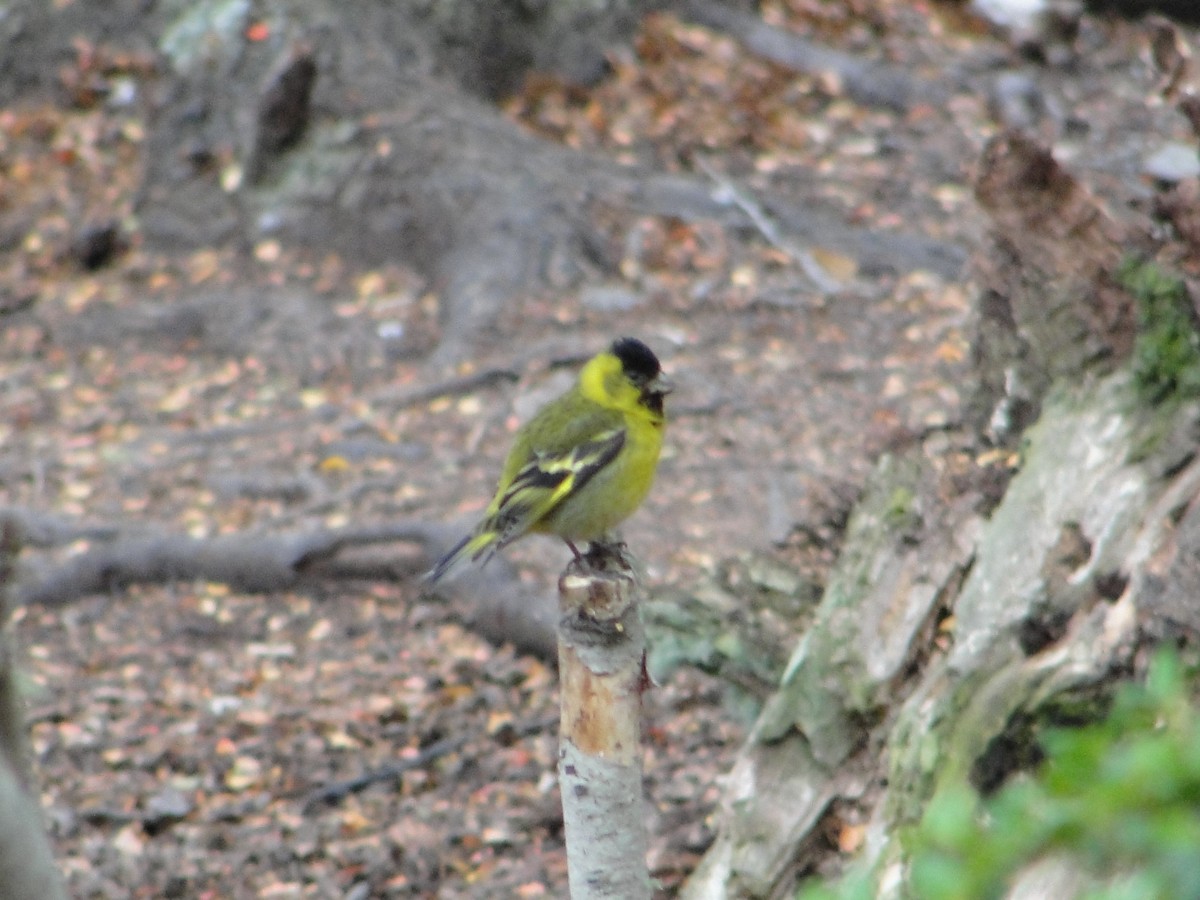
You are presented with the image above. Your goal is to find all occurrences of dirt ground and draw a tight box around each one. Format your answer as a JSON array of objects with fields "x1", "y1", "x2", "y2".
[{"x1": 1, "y1": 2, "x2": 1194, "y2": 897}]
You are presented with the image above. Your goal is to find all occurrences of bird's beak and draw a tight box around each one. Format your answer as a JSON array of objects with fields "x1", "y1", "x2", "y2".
[{"x1": 642, "y1": 374, "x2": 672, "y2": 417}]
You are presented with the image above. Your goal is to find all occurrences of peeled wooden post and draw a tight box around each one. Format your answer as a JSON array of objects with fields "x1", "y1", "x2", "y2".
[{"x1": 557, "y1": 546, "x2": 651, "y2": 900}]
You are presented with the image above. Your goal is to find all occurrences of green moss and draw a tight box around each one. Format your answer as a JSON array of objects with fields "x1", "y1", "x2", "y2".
[
  {"x1": 883, "y1": 486, "x2": 916, "y2": 526},
  {"x1": 799, "y1": 648, "x2": 1200, "y2": 899},
  {"x1": 1119, "y1": 258, "x2": 1200, "y2": 405},
  {"x1": 915, "y1": 649, "x2": 1200, "y2": 899}
]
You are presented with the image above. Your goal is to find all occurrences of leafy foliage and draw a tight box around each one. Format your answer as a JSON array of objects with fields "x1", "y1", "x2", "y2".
[
  {"x1": 799, "y1": 649, "x2": 1200, "y2": 900},
  {"x1": 1120, "y1": 258, "x2": 1200, "y2": 404}
]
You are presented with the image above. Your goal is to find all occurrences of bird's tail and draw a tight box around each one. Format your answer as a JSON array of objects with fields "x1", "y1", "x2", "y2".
[{"x1": 425, "y1": 528, "x2": 500, "y2": 583}]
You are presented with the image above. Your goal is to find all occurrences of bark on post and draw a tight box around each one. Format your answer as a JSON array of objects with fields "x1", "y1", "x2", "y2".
[{"x1": 557, "y1": 546, "x2": 652, "y2": 900}]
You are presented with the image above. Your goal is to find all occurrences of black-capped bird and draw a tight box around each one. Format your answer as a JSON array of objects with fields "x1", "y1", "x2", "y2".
[{"x1": 427, "y1": 337, "x2": 670, "y2": 582}]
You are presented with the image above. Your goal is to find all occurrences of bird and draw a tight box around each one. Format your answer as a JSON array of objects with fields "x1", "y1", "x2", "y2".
[{"x1": 426, "y1": 337, "x2": 671, "y2": 582}]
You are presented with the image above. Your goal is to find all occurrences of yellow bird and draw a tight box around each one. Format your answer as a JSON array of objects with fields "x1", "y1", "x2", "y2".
[{"x1": 427, "y1": 337, "x2": 671, "y2": 581}]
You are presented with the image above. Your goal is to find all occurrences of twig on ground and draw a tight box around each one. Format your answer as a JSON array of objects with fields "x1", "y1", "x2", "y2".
[
  {"x1": 0, "y1": 508, "x2": 119, "y2": 549},
  {"x1": 692, "y1": 155, "x2": 846, "y2": 295},
  {"x1": 6, "y1": 508, "x2": 560, "y2": 659},
  {"x1": 683, "y1": 1, "x2": 941, "y2": 113},
  {"x1": 10, "y1": 520, "x2": 437, "y2": 607},
  {"x1": 302, "y1": 715, "x2": 557, "y2": 811},
  {"x1": 368, "y1": 366, "x2": 520, "y2": 411}
]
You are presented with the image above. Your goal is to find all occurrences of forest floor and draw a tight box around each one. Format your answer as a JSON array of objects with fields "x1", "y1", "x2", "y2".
[{"x1": 0, "y1": 1, "x2": 1194, "y2": 897}]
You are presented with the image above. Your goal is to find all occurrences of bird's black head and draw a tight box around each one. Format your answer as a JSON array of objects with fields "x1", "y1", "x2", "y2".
[
  {"x1": 611, "y1": 337, "x2": 662, "y2": 385},
  {"x1": 612, "y1": 337, "x2": 669, "y2": 417}
]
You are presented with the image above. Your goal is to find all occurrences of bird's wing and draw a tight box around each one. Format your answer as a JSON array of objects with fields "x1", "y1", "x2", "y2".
[{"x1": 490, "y1": 426, "x2": 626, "y2": 547}]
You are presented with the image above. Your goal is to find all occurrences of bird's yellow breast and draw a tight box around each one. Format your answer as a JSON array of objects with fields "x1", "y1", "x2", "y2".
[{"x1": 537, "y1": 415, "x2": 662, "y2": 541}]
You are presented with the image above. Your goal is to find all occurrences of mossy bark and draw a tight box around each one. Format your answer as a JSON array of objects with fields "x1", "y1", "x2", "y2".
[{"x1": 685, "y1": 132, "x2": 1200, "y2": 899}]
